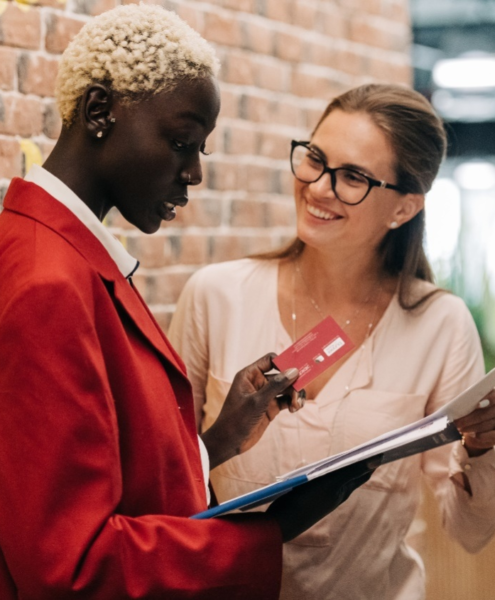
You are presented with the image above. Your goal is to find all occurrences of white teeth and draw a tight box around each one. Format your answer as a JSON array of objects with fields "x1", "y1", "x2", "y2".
[
  {"x1": 306, "y1": 203, "x2": 337, "y2": 220},
  {"x1": 164, "y1": 202, "x2": 176, "y2": 212}
]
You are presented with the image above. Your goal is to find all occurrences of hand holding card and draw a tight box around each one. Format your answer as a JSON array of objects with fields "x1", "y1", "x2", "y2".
[{"x1": 273, "y1": 316, "x2": 355, "y2": 391}]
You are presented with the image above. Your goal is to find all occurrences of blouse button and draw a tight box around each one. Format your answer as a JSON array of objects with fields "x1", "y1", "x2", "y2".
[{"x1": 464, "y1": 463, "x2": 472, "y2": 471}]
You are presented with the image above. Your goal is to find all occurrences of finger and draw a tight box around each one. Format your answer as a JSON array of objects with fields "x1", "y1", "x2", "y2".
[
  {"x1": 249, "y1": 352, "x2": 278, "y2": 375},
  {"x1": 276, "y1": 389, "x2": 306, "y2": 414},
  {"x1": 461, "y1": 431, "x2": 495, "y2": 450},
  {"x1": 455, "y1": 400, "x2": 495, "y2": 428},
  {"x1": 257, "y1": 367, "x2": 299, "y2": 401},
  {"x1": 460, "y1": 417, "x2": 495, "y2": 436}
]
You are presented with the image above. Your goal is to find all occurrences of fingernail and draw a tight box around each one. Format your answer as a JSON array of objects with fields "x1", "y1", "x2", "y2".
[
  {"x1": 479, "y1": 399, "x2": 490, "y2": 409},
  {"x1": 297, "y1": 390, "x2": 306, "y2": 408},
  {"x1": 285, "y1": 368, "x2": 299, "y2": 379}
]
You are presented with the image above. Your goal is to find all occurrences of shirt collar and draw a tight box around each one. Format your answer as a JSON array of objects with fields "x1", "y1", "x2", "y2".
[{"x1": 25, "y1": 165, "x2": 139, "y2": 279}]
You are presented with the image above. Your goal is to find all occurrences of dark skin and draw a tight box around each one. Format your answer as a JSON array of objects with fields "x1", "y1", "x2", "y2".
[{"x1": 43, "y1": 75, "x2": 373, "y2": 541}]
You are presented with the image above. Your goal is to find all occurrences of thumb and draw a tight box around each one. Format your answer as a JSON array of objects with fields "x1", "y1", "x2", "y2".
[{"x1": 258, "y1": 367, "x2": 299, "y2": 399}]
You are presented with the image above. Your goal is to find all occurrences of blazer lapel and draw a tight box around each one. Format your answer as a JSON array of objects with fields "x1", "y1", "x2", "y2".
[{"x1": 4, "y1": 178, "x2": 190, "y2": 385}]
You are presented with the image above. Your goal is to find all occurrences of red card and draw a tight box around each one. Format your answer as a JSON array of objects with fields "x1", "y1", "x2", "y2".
[{"x1": 273, "y1": 316, "x2": 354, "y2": 391}]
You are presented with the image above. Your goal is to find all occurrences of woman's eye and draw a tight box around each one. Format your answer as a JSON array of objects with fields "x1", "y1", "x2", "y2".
[
  {"x1": 172, "y1": 140, "x2": 190, "y2": 151},
  {"x1": 341, "y1": 169, "x2": 367, "y2": 186},
  {"x1": 307, "y1": 152, "x2": 323, "y2": 166}
]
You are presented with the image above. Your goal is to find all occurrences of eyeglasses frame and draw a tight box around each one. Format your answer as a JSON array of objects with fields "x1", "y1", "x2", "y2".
[{"x1": 290, "y1": 140, "x2": 405, "y2": 206}]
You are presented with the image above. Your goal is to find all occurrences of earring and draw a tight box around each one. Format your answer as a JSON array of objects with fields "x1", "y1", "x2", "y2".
[
  {"x1": 390, "y1": 221, "x2": 398, "y2": 229},
  {"x1": 187, "y1": 174, "x2": 191, "y2": 184},
  {"x1": 110, "y1": 117, "x2": 116, "y2": 123},
  {"x1": 97, "y1": 131, "x2": 103, "y2": 138}
]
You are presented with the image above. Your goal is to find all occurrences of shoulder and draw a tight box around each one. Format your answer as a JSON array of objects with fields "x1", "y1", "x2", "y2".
[
  {"x1": 403, "y1": 280, "x2": 478, "y2": 339},
  {"x1": 184, "y1": 258, "x2": 278, "y2": 297}
]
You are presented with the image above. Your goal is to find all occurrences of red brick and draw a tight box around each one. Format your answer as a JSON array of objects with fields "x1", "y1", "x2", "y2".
[
  {"x1": 172, "y1": 192, "x2": 223, "y2": 228},
  {"x1": 258, "y1": 130, "x2": 291, "y2": 160},
  {"x1": 265, "y1": 0, "x2": 292, "y2": 24},
  {"x1": 336, "y1": 47, "x2": 365, "y2": 76},
  {"x1": 0, "y1": 136, "x2": 23, "y2": 179},
  {"x1": 269, "y1": 99, "x2": 305, "y2": 128},
  {"x1": 207, "y1": 158, "x2": 238, "y2": 190},
  {"x1": 219, "y1": 86, "x2": 241, "y2": 119},
  {"x1": 125, "y1": 233, "x2": 173, "y2": 268},
  {"x1": 77, "y1": 0, "x2": 118, "y2": 17},
  {"x1": 0, "y1": 2, "x2": 41, "y2": 50},
  {"x1": 223, "y1": 121, "x2": 259, "y2": 155},
  {"x1": 317, "y1": 6, "x2": 348, "y2": 38},
  {"x1": 204, "y1": 10, "x2": 242, "y2": 47},
  {"x1": 265, "y1": 196, "x2": 297, "y2": 227},
  {"x1": 275, "y1": 30, "x2": 304, "y2": 63},
  {"x1": 0, "y1": 46, "x2": 17, "y2": 91},
  {"x1": 241, "y1": 18, "x2": 274, "y2": 54},
  {"x1": 225, "y1": 50, "x2": 256, "y2": 85},
  {"x1": 18, "y1": 53, "x2": 59, "y2": 97},
  {"x1": 239, "y1": 92, "x2": 271, "y2": 123},
  {"x1": 140, "y1": 269, "x2": 194, "y2": 306},
  {"x1": 255, "y1": 57, "x2": 290, "y2": 92},
  {"x1": 304, "y1": 39, "x2": 336, "y2": 68},
  {"x1": 43, "y1": 99, "x2": 62, "y2": 139},
  {"x1": 237, "y1": 162, "x2": 275, "y2": 193},
  {"x1": 0, "y1": 93, "x2": 43, "y2": 137},
  {"x1": 291, "y1": 65, "x2": 346, "y2": 99},
  {"x1": 229, "y1": 197, "x2": 267, "y2": 227},
  {"x1": 244, "y1": 233, "x2": 280, "y2": 255},
  {"x1": 209, "y1": 233, "x2": 250, "y2": 263},
  {"x1": 215, "y1": 0, "x2": 256, "y2": 11},
  {"x1": 45, "y1": 13, "x2": 85, "y2": 54},
  {"x1": 175, "y1": 4, "x2": 205, "y2": 36},
  {"x1": 173, "y1": 232, "x2": 209, "y2": 265},
  {"x1": 293, "y1": 0, "x2": 318, "y2": 30}
]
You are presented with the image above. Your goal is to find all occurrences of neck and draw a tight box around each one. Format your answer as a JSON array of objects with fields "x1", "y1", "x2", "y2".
[
  {"x1": 43, "y1": 130, "x2": 110, "y2": 222},
  {"x1": 295, "y1": 244, "x2": 389, "y2": 306}
]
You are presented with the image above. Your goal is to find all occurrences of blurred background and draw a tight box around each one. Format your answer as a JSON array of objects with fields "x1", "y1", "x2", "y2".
[{"x1": 412, "y1": 0, "x2": 495, "y2": 370}]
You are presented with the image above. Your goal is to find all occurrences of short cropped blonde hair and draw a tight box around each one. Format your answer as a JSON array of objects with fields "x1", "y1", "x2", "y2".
[{"x1": 56, "y1": 3, "x2": 220, "y2": 126}]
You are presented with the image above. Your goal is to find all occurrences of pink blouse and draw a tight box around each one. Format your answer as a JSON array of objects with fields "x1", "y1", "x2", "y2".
[{"x1": 169, "y1": 258, "x2": 495, "y2": 600}]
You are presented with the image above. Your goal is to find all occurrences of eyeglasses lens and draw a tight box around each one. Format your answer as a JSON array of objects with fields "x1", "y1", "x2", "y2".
[{"x1": 291, "y1": 144, "x2": 370, "y2": 205}]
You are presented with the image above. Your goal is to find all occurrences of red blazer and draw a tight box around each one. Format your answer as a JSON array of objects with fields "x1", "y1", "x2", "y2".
[{"x1": 0, "y1": 179, "x2": 282, "y2": 599}]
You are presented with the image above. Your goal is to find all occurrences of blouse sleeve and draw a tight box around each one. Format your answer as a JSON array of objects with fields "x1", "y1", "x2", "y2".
[
  {"x1": 168, "y1": 268, "x2": 211, "y2": 429},
  {"x1": 421, "y1": 296, "x2": 495, "y2": 553}
]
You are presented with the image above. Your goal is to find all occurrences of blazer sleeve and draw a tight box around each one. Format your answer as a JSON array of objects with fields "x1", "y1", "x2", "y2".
[
  {"x1": 0, "y1": 277, "x2": 282, "y2": 600},
  {"x1": 421, "y1": 296, "x2": 495, "y2": 553}
]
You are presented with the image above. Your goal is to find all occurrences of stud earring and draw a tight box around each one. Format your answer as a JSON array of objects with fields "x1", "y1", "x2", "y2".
[
  {"x1": 110, "y1": 117, "x2": 116, "y2": 123},
  {"x1": 97, "y1": 131, "x2": 103, "y2": 138},
  {"x1": 390, "y1": 221, "x2": 398, "y2": 229}
]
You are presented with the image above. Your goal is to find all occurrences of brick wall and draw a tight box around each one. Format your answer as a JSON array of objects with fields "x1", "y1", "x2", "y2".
[{"x1": 0, "y1": 0, "x2": 412, "y2": 329}]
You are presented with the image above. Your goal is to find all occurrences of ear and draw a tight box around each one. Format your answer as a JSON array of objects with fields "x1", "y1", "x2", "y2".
[
  {"x1": 80, "y1": 84, "x2": 116, "y2": 140},
  {"x1": 389, "y1": 193, "x2": 424, "y2": 228}
]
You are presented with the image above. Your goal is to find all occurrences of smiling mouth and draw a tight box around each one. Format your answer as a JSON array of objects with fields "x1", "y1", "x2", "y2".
[{"x1": 306, "y1": 202, "x2": 341, "y2": 221}]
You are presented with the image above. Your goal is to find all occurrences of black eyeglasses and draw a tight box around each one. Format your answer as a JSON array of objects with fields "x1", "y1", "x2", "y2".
[{"x1": 290, "y1": 140, "x2": 405, "y2": 206}]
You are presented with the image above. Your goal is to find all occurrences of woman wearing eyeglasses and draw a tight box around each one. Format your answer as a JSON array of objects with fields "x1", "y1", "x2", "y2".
[{"x1": 169, "y1": 84, "x2": 495, "y2": 600}]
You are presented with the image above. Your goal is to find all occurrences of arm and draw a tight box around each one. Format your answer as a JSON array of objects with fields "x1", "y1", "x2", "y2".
[
  {"x1": 168, "y1": 270, "x2": 210, "y2": 430},
  {"x1": 421, "y1": 299, "x2": 495, "y2": 552},
  {"x1": 0, "y1": 278, "x2": 283, "y2": 599}
]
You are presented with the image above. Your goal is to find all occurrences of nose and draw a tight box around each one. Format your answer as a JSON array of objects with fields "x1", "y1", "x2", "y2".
[
  {"x1": 309, "y1": 171, "x2": 335, "y2": 198},
  {"x1": 180, "y1": 156, "x2": 203, "y2": 186}
]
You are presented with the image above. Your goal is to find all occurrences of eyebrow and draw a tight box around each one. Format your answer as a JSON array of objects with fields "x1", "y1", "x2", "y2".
[{"x1": 309, "y1": 143, "x2": 378, "y2": 179}]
